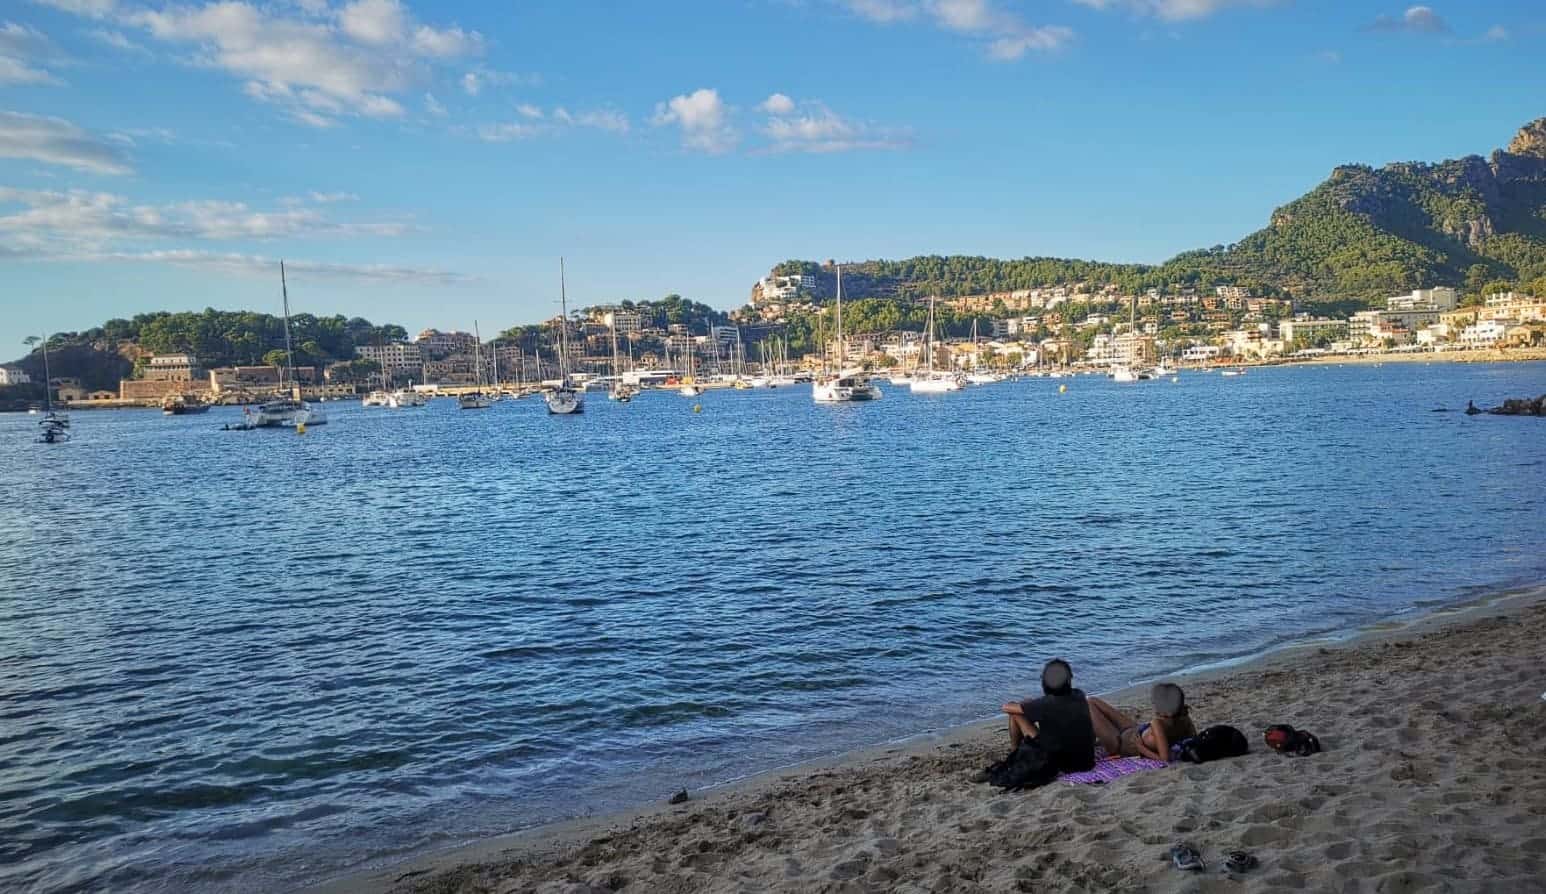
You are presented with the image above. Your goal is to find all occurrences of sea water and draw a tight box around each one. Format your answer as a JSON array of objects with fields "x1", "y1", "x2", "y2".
[{"x1": 2, "y1": 362, "x2": 1544, "y2": 892}]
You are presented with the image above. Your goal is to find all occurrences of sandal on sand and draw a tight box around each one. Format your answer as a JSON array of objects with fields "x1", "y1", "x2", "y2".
[
  {"x1": 1169, "y1": 844, "x2": 1205, "y2": 872},
  {"x1": 1225, "y1": 851, "x2": 1259, "y2": 873}
]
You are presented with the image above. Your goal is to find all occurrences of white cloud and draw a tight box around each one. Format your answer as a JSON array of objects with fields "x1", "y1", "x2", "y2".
[
  {"x1": 759, "y1": 93, "x2": 796, "y2": 115},
  {"x1": 1482, "y1": 24, "x2": 1508, "y2": 42},
  {"x1": 424, "y1": 91, "x2": 446, "y2": 116},
  {"x1": 338, "y1": 0, "x2": 406, "y2": 45},
  {"x1": 476, "y1": 105, "x2": 630, "y2": 142},
  {"x1": 85, "y1": 28, "x2": 147, "y2": 53},
  {"x1": 35, "y1": 0, "x2": 484, "y2": 127},
  {"x1": 834, "y1": 0, "x2": 1072, "y2": 57},
  {"x1": 554, "y1": 107, "x2": 629, "y2": 133},
  {"x1": 99, "y1": 250, "x2": 470, "y2": 284},
  {"x1": 0, "y1": 56, "x2": 59, "y2": 86},
  {"x1": 476, "y1": 121, "x2": 546, "y2": 142},
  {"x1": 0, "y1": 186, "x2": 408, "y2": 252},
  {"x1": 1, "y1": 21, "x2": 65, "y2": 85},
  {"x1": 1071, "y1": 0, "x2": 1273, "y2": 21},
  {"x1": 30, "y1": 0, "x2": 119, "y2": 18},
  {"x1": 760, "y1": 95, "x2": 909, "y2": 154},
  {"x1": 651, "y1": 88, "x2": 737, "y2": 154},
  {"x1": 461, "y1": 71, "x2": 482, "y2": 95},
  {"x1": 308, "y1": 191, "x2": 359, "y2": 203},
  {"x1": 1365, "y1": 5, "x2": 1449, "y2": 34},
  {"x1": 0, "y1": 110, "x2": 132, "y2": 174}
]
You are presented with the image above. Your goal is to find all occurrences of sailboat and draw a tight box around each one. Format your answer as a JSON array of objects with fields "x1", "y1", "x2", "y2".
[
  {"x1": 911, "y1": 296, "x2": 963, "y2": 393},
  {"x1": 249, "y1": 262, "x2": 328, "y2": 428},
  {"x1": 678, "y1": 331, "x2": 703, "y2": 397},
  {"x1": 812, "y1": 263, "x2": 882, "y2": 403},
  {"x1": 33, "y1": 335, "x2": 70, "y2": 443},
  {"x1": 459, "y1": 322, "x2": 493, "y2": 409},
  {"x1": 608, "y1": 317, "x2": 636, "y2": 402},
  {"x1": 544, "y1": 259, "x2": 585, "y2": 415},
  {"x1": 1110, "y1": 293, "x2": 1148, "y2": 384}
]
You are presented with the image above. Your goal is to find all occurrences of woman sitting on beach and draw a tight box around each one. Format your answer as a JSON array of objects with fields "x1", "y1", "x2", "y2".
[{"x1": 1087, "y1": 683, "x2": 1195, "y2": 763}]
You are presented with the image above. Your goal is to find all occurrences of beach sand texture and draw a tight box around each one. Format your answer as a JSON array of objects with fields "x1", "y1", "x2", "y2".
[{"x1": 365, "y1": 598, "x2": 1546, "y2": 893}]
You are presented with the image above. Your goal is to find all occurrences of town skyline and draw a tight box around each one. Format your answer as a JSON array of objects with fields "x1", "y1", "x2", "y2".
[{"x1": 3, "y1": 1, "x2": 1543, "y2": 340}]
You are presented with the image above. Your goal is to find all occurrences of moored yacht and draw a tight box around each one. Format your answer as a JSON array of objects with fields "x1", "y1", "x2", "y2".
[{"x1": 544, "y1": 258, "x2": 587, "y2": 415}]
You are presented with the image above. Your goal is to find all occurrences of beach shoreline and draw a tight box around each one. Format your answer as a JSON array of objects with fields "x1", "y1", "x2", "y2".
[{"x1": 311, "y1": 582, "x2": 1546, "y2": 893}]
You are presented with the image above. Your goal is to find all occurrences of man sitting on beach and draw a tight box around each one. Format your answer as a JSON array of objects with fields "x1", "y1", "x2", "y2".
[{"x1": 998, "y1": 659, "x2": 1096, "y2": 774}]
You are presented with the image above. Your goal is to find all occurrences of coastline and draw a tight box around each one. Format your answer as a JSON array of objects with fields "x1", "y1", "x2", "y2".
[{"x1": 312, "y1": 582, "x2": 1546, "y2": 893}]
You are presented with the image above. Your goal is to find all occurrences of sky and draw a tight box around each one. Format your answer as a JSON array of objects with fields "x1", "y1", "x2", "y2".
[{"x1": 1, "y1": 0, "x2": 1542, "y2": 342}]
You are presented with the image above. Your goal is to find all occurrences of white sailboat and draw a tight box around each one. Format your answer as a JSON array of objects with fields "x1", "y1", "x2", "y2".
[
  {"x1": 813, "y1": 263, "x2": 881, "y2": 403},
  {"x1": 1110, "y1": 292, "x2": 1148, "y2": 384},
  {"x1": 250, "y1": 261, "x2": 328, "y2": 428},
  {"x1": 608, "y1": 317, "x2": 636, "y2": 402},
  {"x1": 544, "y1": 259, "x2": 585, "y2": 415},
  {"x1": 911, "y1": 295, "x2": 962, "y2": 394},
  {"x1": 458, "y1": 322, "x2": 493, "y2": 409},
  {"x1": 31, "y1": 334, "x2": 70, "y2": 443}
]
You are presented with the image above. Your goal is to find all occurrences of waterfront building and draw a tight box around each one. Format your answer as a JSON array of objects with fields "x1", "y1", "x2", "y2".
[
  {"x1": 355, "y1": 342, "x2": 423, "y2": 372},
  {"x1": 0, "y1": 367, "x2": 31, "y2": 386},
  {"x1": 144, "y1": 354, "x2": 200, "y2": 382},
  {"x1": 414, "y1": 329, "x2": 479, "y2": 360},
  {"x1": 1459, "y1": 319, "x2": 1508, "y2": 347},
  {"x1": 1280, "y1": 317, "x2": 1349, "y2": 344}
]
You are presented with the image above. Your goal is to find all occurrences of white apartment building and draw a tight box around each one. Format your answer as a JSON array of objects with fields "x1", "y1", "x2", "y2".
[
  {"x1": 1215, "y1": 285, "x2": 1251, "y2": 301},
  {"x1": 1386, "y1": 287, "x2": 1458, "y2": 312},
  {"x1": 1182, "y1": 345, "x2": 1223, "y2": 362},
  {"x1": 602, "y1": 310, "x2": 643, "y2": 334},
  {"x1": 1459, "y1": 319, "x2": 1508, "y2": 347},
  {"x1": 356, "y1": 342, "x2": 424, "y2": 371},
  {"x1": 757, "y1": 273, "x2": 817, "y2": 302},
  {"x1": 0, "y1": 367, "x2": 31, "y2": 386},
  {"x1": 1279, "y1": 317, "x2": 1348, "y2": 344}
]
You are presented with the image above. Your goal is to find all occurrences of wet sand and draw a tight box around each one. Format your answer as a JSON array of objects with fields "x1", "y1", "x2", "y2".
[{"x1": 316, "y1": 587, "x2": 1546, "y2": 893}]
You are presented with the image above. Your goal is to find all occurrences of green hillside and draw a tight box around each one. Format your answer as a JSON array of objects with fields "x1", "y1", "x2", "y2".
[{"x1": 764, "y1": 117, "x2": 1546, "y2": 307}]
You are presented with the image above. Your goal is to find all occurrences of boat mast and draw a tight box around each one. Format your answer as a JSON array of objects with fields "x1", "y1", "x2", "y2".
[
  {"x1": 835, "y1": 263, "x2": 845, "y2": 369},
  {"x1": 492, "y1": 336, "x2": 501, "y2": 391},
  {"x1": 279, "y1": 260, "x2": 297, "y2": 396},
  {"x1": 558, "y1": 258, "x2": 571, "y2": 384},
  {"x1": 474, "y1": 321, "x2": 484, "y2": 390},
  {"x1": 41, "y1": 334, "x2": 52, "y2": 412}
]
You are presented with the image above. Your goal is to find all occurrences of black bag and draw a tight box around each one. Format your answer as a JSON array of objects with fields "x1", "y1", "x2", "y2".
[
  {"x1": 1176, "y1": 724, "x2": 1250, "y2": 763},
  {"x1": 984, "y1": 738, "x2": 1059, "y2": 790}
]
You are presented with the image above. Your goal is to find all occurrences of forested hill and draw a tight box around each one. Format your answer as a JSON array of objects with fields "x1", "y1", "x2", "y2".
[
  {"x1": 764, "y1": 117, "x2": 1546, "y2": 307},
  {"x1": 8, "y1": 310, "x2": 408, "y2": 392}
]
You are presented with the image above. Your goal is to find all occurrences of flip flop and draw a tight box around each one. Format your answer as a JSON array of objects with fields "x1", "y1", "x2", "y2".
[
  {"x1": 1225, "y1": 851, "x2": 1259, "y2": 873},
  {"x1": 1169, "y1": 844, "x2": 1205, "y2": 872}
]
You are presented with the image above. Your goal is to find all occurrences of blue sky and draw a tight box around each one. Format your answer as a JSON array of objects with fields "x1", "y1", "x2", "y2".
[{"x1": 1, "y1": 0, "x2": 1541, "y2": 342}]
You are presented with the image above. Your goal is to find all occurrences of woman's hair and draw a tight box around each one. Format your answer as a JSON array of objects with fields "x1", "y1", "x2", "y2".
[
  {"x1": 1151, "y1": 682, "x2": 1187, "y2": 716},
  {"x1": 1041, "y1": 659, "x2": 1074, "y2": 695}
]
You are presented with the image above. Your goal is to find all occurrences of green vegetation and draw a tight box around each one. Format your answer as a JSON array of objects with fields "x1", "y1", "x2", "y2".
[
  {"x1": 10, "y1": 310, "x2": 408, "y2": 391},
  {"x1": 770, "y1": 121, "x2": 1546, "y2": 310}
]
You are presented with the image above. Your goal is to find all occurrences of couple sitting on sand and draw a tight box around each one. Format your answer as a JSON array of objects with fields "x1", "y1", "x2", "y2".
[{"x1": 998, "y1": 659, "x2": 1195, "y2": 772}]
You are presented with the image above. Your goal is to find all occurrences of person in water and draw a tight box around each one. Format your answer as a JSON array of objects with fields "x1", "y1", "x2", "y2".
[
  {"x1": 998, "y1": 659, "x2": 1096, "y2": 773},
  {"x1": 1087, "y1": 682, "x2": 1196, "y2": 762}
]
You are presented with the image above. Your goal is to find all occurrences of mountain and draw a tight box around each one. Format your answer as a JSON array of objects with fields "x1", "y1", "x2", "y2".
[{"x1": 757, "y1": 118, "x2": 1546, "y2": 308}]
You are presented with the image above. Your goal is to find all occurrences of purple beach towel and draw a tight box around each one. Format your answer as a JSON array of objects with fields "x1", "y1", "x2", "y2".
[{"x1": 1060, "y1": 756, "x2": 1169, "y2": 785}]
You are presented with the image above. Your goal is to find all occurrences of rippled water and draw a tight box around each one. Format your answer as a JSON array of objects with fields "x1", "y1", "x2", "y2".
[{"x1": 2, "y1": 362, "x2": 1544, "y2": 892}]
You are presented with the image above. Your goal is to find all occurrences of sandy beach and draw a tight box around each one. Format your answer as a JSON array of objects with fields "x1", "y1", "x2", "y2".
[{"x1": 318, "y1": 589, "x2": 1546, "y2": 893}]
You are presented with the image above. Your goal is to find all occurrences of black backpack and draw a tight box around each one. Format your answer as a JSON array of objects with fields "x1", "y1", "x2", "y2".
[
  {"x1": 1176, "y1": 725, "x2": 1250, "y2": 763},
  {"x1": 984, "y1": 738, "x2": 1059, "y2": 790}
]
